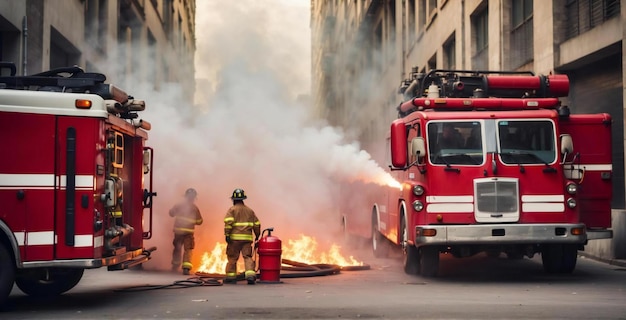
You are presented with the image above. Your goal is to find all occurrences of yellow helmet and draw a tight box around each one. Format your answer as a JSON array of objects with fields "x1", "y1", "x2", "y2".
[{"x1": 231, "y1": 188, "x2": 247, "y2": 200}]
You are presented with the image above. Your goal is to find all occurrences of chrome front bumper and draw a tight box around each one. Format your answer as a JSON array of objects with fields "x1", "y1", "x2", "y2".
[{"x1": 414, "y1": 223, "x2": 588, "y2": 246}]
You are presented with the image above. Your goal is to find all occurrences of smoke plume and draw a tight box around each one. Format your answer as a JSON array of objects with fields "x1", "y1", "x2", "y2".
[{"x1": 95, "y1": 0, "x2": 395, "y2": 270}]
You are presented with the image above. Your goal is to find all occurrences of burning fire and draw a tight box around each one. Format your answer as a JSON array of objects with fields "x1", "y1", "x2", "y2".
[
  {"x1": 282, "y1": 235, "x2": 363, "y2": 266},
  {"x1": 196, "y1": 234, "x2": 362, "y2": 274}
]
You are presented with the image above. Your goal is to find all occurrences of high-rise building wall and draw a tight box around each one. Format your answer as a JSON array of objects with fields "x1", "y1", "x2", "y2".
[
  {"x1": 312, "y1": 0, "x2": 625, "y2": 207},
  {"x1": 0, "y1": 0, "x2": 196, "y2": 101}
]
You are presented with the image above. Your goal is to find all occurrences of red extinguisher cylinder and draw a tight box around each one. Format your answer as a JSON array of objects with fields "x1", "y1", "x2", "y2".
[{"x1": 257, "y1": 228, "x2": 282, "y2": 282}]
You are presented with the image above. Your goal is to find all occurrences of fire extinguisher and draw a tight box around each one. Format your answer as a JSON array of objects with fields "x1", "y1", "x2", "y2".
[{"x1": 256, "y1": 227, "x2": 282, "y2": 283}]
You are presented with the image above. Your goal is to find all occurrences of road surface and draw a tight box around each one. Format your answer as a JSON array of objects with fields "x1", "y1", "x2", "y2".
[{"x1": 4, "y1": 250, "x2": 626, "y2": 319}]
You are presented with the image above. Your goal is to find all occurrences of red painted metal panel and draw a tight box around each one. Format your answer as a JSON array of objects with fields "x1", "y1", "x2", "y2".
[
  {"x1": 55, "y1": 116, "x2": 99, "y2": 259},
  {"x1": 559, "y1": 114, "x2": 613, "y2": 228}
]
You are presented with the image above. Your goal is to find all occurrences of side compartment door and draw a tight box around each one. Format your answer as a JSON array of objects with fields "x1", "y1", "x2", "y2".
[
  {"x1": 559, "y1": 114, "x2": 612, "y2": 228},
  {"x1": 55, "y1": 117, "x2": 98, "y2": 259},
  {"x1": 0, "y1": 112, "x2": 55, "y2": 261}
]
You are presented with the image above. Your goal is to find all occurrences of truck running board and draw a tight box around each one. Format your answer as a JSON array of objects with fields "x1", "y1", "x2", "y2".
[{"x1": 108, "y1": 247, "x2": 156, "y2": 271}]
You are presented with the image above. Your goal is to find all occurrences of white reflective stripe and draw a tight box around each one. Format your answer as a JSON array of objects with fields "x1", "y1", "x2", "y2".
[
  {"x1": 427, "y1": 203, "x2": 474, "y2": 213},
  {"x1": 59, "y1": 175, "x2": 95, "y2": 189},
  {"x1": 14, "y1": 232, "x2": 25, "y2": 246},
  {"x1": 74, "y1": 235, "x2": 93, "y2": 247},
  {"x1": 94, "y1": 236, "x2": 104, "y2": 248},
  {"x1": 0, "y1": 174, "x2": 54, "y2": 187},
  {"x1": 426, "y1": 195, "x2": 473, "y2": 203},
  {"x1": 27, "y1": 231, "x2": 55, "y2": 245},
  {"x1": 522, "y1": 195, "x2": 564, "y2": 203},
  {"x1": 0, "y1": 174, "x2": 94, "y2": 189},
  {"x1": 579, "y1": 164, "x2": 612, "y2": 171},
  {"x1": 522, "y1": 203, "x2": 565, "y2": 213}
]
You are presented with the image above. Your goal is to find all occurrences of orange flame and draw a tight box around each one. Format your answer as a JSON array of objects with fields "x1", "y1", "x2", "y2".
[{"x1": 196, "y1": 234, "x2": 362, "y2": 274}]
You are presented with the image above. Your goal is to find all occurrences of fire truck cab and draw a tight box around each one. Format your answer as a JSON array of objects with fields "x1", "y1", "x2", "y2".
[
  {"x1": 0, "y1": 63, "x2": 157, "y2": 306},
  {"x1": 372, "y1": 69, "x2": 613, "y2": 277}
]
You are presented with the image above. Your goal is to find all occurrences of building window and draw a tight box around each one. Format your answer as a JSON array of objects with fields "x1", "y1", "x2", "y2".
[
  {"x1": 509, "y1": 0, "x2": 533, "y2": 69},
  {"x1": 427, "y1": 53, "x2": 436, "y2": 71},
  {"x1": 428, "y1": 0, "x2": 437, "y2": 17},
  {"x1": 418, "y1": 0, "x2": 426, "y2": 31},
  {"x1": 512, "y1": 0, "x2": 533, "y2": 28},
  {"x1": 565, "y1": 0, "x2": 620, "y2": 40},
  {"x1": 388, "y1": 1, "x2": 396, "y2": 62},
  {"x1": 443, "y1": 34, "x2": 455, "y2": 69},
  {"x1": 472, "y1": 7, "x2": 488, "y2": 70},
  {"x1": 408, "y1": 0, "x2": 416, "y2": 41}
]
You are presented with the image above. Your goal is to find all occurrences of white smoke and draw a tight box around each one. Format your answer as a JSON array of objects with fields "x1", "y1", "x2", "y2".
[{"x1": 90, "y1": 0, "x2": 396, "y2": 269}]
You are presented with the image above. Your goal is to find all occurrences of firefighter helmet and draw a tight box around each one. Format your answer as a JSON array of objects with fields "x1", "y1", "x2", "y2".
[
  {"x1": 231, "y1": 188, "x2": 247, "y2": 200},
  {"x1": 185, "y1": 188, "x2": 197, "y2": 197}
]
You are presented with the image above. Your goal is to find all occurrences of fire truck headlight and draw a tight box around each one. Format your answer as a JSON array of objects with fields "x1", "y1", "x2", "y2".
[
  {"x1": 567, "y1": 198, "x2": 577, "y2": 209},
  {"x1": 413, "y1": 200, "x2": 424, "y2": 212},
  {"x1": 566, "y1": 183, "x2": 578, "y2": 195},
  {"x1": 413, "y1": 185, "x2": 425, "y2": 196}
]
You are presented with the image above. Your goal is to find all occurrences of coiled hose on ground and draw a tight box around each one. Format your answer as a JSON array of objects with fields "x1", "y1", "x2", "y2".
[{"x1": 115, "y1": 259, "x2": 370, "y2": 292}]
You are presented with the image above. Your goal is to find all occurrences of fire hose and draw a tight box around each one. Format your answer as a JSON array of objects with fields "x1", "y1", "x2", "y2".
[{"x1": 115, "y1": 260, "x2": 370, "y2": 292}]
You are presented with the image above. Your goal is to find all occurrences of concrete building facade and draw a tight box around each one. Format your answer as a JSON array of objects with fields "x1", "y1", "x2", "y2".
[
  {"x1": 0, "y1": 0, "x2": 196, "y2": 101},
  {"x1": 311, "y1": 0, "x2": 625, "y2": 259}
]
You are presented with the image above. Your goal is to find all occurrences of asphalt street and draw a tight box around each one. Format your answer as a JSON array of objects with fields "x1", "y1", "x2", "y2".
[{"x1": 4, "y1": 250, "x2": 626, "y2": 319}]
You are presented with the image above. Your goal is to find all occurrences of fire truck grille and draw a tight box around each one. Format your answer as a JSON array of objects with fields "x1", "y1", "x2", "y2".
[{"x1": 475, "y1": 180, "x2": 518, "y2": 213}]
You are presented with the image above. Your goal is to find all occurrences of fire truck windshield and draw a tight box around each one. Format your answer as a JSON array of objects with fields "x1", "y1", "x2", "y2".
[
  {"x1": 497, "y1": 120, "x2": 556, "y2": 165},
  {"x1": 428, "y1": 121, "x2": 484, "y2": 165}
]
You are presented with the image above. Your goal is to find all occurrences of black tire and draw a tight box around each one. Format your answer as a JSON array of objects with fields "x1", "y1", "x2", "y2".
[
  {"x1": 541, "y1": 244, "x2": 562, "y2": 273},
  {"x1": 400, "y1": 214, "x2": 420, "y2": 275},
  {"x1": 372, "y1": 217, "x2": 390, "y2": 258},
  {"x1": 0, "y1": 245, "x2": 15, "y2": 309},
  {"x1": 16, "y1": 268, "x2": 84, "y2": 297},
  {"x1": 418, "y1": 246, "x2": 440, "y2": 277},
  {"x1": 559, "y1": 245, "x2": 578, "y2": 274},
  {"x1": 541, "y1": 244, "x2": 577, "y2": 274},
  {"x1": 404, "y1": 245, "x2": 420, "y2": 275}
]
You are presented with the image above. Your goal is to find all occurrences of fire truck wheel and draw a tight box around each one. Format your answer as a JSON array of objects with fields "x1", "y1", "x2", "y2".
[
  {"x1": 418, "y1": 246, "x2": 439, "y2": 277},
  {"x1": 559, "y1": 245, "x2": 578, "y2": 274},
  {"x1": 541, "y1": 244, "x2": 578, "y2": 274},
  {"x1": 15, "y1": 268, "x2": 84, "y2": 297},
  {"x1": 403, "y1": 245, "x2": 420, "y2": 275},
  {"x1": 372, "y1": 218, "x2": 390, "y2": 258},
  {"x1": 0, "y1": 245, "x2": 16, "y2": 309}
]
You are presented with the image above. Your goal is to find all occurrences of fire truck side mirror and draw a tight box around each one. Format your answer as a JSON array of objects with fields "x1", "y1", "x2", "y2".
[
  {"x1": 560, "y1": 134, "x2": 574, "y2": 155},
  {"x1": 410, "y1": 137, "x2": 426, "y2": 163},
  {"x1": 391, "y1": 119, "x2": 408, "y2": 168}
]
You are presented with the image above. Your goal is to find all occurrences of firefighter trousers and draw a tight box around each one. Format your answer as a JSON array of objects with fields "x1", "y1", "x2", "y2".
[
  {"x1": 172, "y1": 233, "x2": 195, "y2": 270},
  {"x1": 225, "y1": 240, "x2": 255, "y2": 280}
]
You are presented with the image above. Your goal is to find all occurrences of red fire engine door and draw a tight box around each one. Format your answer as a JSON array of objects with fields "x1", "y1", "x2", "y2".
[{"x1": 560, "y1": 114, "x2": 613, "y2": 229}]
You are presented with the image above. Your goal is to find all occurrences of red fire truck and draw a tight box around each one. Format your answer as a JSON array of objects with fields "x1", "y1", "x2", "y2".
[
  {"x1": 0, "y1": 63, "x2": 157, "y2": 306},
  {"x1": 366, "y1": 69, "x2": 613, "y2": 277}
]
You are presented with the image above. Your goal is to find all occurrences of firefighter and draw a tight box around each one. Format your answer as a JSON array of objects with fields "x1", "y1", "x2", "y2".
[
  {"x1": 169, "y1": 188, "x2": 203, "y2": 275},
  {"x1": 224, "y1": 188, "x2": 261, "y2": 285}
]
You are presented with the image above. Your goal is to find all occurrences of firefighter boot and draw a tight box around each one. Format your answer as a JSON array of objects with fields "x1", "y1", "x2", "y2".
[
  {"x1": 182, "y1": 268, "x2": 190, "y2": 275},
  {"x1": 246, "y1": 275, "x2": 256, "y2": 285}
]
